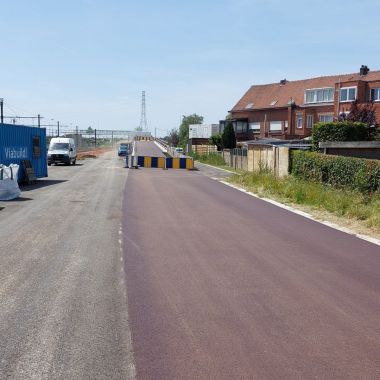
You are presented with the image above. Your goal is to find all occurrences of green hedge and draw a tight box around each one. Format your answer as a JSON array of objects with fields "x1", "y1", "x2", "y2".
[
  {"x1": 292, "y1": 151, "x2": 380, "y2": 193},
  {"x1": 312, "y1": 121, "x2": 367, "y2": 150}
]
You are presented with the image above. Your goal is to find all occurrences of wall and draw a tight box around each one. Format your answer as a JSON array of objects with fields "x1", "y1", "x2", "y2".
[
  {"x1": 223, "y1": 146, "x2": 290, "y2": 177},
  {"x1": 248, "y1": 145, "x2": 289, "y2": 177},
  {"x1": 222, "y1": 145, "x2": 290, "y2": 177},
  {"x1": 320, "y1": 141, "x2": 380, "y2": 160},
  {"x1": 231, "y1": 154, "x2": 248, "y2": 171},
  {"x1": 231, "y1": 109, "x2": 290, "y2": 139}
]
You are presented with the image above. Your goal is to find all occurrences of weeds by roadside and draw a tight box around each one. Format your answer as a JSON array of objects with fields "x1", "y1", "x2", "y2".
[{"x1": 193, "y1": 152, "x2": 233, "y2": 170}]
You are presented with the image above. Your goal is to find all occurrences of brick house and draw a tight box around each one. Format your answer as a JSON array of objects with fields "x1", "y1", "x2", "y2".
[{"x1": 225, "y1": 66, "x2": 380, "y2": 141}]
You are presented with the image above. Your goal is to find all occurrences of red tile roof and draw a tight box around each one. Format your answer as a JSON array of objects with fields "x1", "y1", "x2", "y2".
[{"x1": 231, "y1": 70, "x2": 380, "y2": 112}]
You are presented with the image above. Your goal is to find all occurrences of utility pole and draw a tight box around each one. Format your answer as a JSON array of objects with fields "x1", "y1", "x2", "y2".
[
  {"x1": 38, "y1": 114, "x2": 41, "y2": 128},
  {"x1": 57, "y1": 121, "x2": 60, "y2": 137},
  {"x1": 0, "y1": 98, "x2": 3, "y2": 124},
  {"x1": 111, "y1": 131, "x2": 114, "y2": 148},
  {"x1": 76, "y1": 126, "x2": 79, "y2": 147},
  {"x1": 94, "y1": 128, "x2": 97, "y2": 148}
]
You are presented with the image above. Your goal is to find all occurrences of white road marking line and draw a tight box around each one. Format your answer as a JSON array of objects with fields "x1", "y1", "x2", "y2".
[{"x1": 219, "y1": 180, "x2": 380, "y2": 247}]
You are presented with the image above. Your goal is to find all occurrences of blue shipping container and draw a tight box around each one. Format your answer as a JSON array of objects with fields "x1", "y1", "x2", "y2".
[{"x1": 0, "y1": 123, "x2": 48, "y2": 181}]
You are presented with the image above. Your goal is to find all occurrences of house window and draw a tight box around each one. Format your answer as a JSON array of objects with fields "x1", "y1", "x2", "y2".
[
  {"x1": 249, "y1": 122, "x2": 260, "y2": 132},
  {"x1": 319, "y1": 114, "x2": 334, "y2": 123},
  {"x1": 340, "y1": 87, "x2": 357, "y2": 102},
  {"x1": 234, "y1": 121, "x2": 248, "y2": 134},
  {"x1": 284, "y1": 121, "x2": 288, "y2": 130},
  {"x1": 371, "y1": 88, "x2": 380, "y2": 101},
  {"x1": 306, "y1": 115, "x2": 314, "y2": 128},
  {"x1": 296, "y1": 114, "x2": 303, "y2": 129},
  {"x1": 304, "y1": 88, "x2": 334, "y2": 104},
  {"x1": 269, "y1": 121, "x2": 282, "y2": 132}
]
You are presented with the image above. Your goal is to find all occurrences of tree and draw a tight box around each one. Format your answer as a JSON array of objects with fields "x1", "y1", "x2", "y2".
[
  {"x1": 209, "y1": 133, "x2": 223, "y2": 151},
  {"x1": 86, "y1": 126, "x2": 93, "y2": 133},
  {"x1": 222, "y1": 121, "x2": 236, "y2": 149},
  {"x1": 338, "y1": 99, "x2": 376, "y2": 126},
  {"x1": 339, "y1": 100, "x2": 378, "y2": 139},
  {"x1": 179, "y1": 114, "x2": 203, "y2": 148},
  {"x1": 167, "y1": 128, "x2": 179, "y2": 146}
]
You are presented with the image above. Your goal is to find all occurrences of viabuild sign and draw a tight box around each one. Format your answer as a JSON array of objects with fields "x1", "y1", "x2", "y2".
[{"x1": 4, "y1": 147, "x2": 28, "y2": 159}]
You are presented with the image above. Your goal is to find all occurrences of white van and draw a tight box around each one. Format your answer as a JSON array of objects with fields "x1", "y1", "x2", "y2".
[{"x1": 48, "y1": 137, "x2": 77, "y2": 166}]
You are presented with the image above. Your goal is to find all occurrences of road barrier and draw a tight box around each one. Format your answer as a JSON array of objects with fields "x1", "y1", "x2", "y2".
[{"x1": 132, "y1": 156, "x2": 194, "y2": 169}]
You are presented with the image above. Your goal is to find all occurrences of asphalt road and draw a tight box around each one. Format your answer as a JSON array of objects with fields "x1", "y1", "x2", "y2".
[
  {"x1": 123, "y1": 166, "x2": 380, "y2": 380},
  {"x1": 0, "y1": 153, "x2": 135, "y2": 379},
  {"x1": 134, "y1": 141, "x2": 165, "y2": 157}
]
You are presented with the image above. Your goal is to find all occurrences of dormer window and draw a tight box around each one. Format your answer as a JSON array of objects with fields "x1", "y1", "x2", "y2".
[
  {"x1": 305, "y1": 88, "x2": 334, "y2": 104},
  {"x1": 245, "y1": 103, "x2": 254, "y2": 109},
  {"x1": 340, "y1": 87, "x2": 356, "y2": 102}
]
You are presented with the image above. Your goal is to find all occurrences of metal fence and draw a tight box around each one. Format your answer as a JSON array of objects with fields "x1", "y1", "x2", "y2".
[
  {"x1": 231, "y1": 148, "x2": 248, "y2": 157},
  {"x1": 45, "y1": 128, "x2": 138, "y2": 150}
]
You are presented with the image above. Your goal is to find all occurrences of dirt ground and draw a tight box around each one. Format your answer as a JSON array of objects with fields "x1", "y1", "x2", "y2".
[{"x1": 77, "y1": 147, "x2": 113, "y2": 160}]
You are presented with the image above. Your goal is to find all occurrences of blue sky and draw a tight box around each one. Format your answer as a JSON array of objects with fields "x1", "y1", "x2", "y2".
[{"x1": 2, "y1": 0, "x2": 380, "y2": 135}]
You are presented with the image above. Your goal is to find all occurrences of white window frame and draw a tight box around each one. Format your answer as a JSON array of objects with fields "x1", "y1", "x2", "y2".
[
  {"x1": 306, "y1": 114, "x2": 314, "y2": 129},
  {"x1": 370, "y1": 88, "x2": 380, "y2": 101},
  {"x1": 319, "y1": 114, "x2": 334, "y2": 123},
  {"x1": 304, "y1": 87, "x2": 334, "y2": 104},
  {"x1": 340, "y1": 86, "x2": 357, "y2": 102},
  {"x1": 296, "y1": 114, "x2": 303, "y2": 129},
  {"x1": 269, "y1": 121, "x2": 282, "y2": 132},
  {"x1": 249, "y1": 122, "x2": 260, "y2": 133}
]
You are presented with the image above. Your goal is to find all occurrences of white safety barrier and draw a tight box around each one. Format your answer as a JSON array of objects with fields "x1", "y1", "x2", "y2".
[{"x1": 0, "y1": 164, "x2": 21, "y2": 200}]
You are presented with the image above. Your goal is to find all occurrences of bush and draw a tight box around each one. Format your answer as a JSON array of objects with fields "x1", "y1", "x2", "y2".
[
  {"x1": 222, "y1": 122, "x2": 236, "y2": 149},
  {"x1": 312, "y1": 121, "x2": 367, "y2": 150},
  {"x1": 209, "y1": 134, "x2": 223, "y2": 151},
  {"x1": 292, "y1": 151, "x2": 380, "y2": 193}
]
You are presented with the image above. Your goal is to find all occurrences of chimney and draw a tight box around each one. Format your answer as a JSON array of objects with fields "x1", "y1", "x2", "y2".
[
  {"x1": 360, "y1": 65, "x2": 369, "y2": 76},
  {"x1": 280, "y1": 79, "x2": 287, "y2": 85}
]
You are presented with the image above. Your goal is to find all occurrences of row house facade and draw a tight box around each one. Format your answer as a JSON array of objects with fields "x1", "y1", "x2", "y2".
[{"x1": 224, "y1": 66, "x2": 380, "y2": 141}]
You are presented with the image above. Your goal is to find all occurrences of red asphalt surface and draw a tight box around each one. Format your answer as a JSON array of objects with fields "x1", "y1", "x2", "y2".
[
  {"x1": 134, "y1": 141, "x2": 166, "y2": 157},
  {"x1": 123, "y1": 168, "x2": 380, "y2": 380}
]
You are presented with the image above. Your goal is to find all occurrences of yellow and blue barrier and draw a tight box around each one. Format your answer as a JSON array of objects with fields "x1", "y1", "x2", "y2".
[{"x1": 135, "y1": 156, "x2": 194, "y2": 169}]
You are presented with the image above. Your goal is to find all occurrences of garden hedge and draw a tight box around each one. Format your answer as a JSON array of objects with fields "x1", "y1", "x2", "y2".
[
  {"x1": 292, "y1": 151, "x2": 380, "y2": 193},
  {"x1": 312, "y1": 121, "x2": 367, "y2": 150}
]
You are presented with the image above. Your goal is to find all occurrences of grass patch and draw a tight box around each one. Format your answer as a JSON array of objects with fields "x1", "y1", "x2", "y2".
[
  {"x1": 194, "y1": 152, "x2": 232, "y2": 170},
  {"x1": 228, "y1": 171, "x2": 380, "y2": 231}
]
